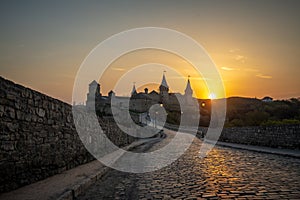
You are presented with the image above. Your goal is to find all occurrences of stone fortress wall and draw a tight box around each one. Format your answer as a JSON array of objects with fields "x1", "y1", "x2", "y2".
[
  {"x1": 0, "y1": 76, "x2": 134, "y2": 193},
  {"x1": 200, "y1": 125, "x2": 300, "y2": 150},
  {"x1": 165, "y1": 123, "x2": 299, "y2": 149}
]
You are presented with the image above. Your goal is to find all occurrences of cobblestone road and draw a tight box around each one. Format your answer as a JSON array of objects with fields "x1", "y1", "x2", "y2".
[{"x1": 77, "y1": 129, "x2": 300, "y2": 199}]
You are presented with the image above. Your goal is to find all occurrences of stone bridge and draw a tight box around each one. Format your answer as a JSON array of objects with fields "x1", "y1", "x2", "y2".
[{"x1": 0, "y1": 76, "x2": 299, "y2": 199}]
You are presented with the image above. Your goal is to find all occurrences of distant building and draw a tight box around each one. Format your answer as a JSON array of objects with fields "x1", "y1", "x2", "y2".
[
  {"x1": 262, "y1": 96, "x2": 273, "y2": 102},
  {"x1": 86, "y1": 73, "x2": 199, "y2": 124}
]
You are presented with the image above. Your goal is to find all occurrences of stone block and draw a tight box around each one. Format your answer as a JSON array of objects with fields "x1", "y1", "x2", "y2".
[
  {"x1": 57, "y1": 190, "x2": 73, "y2": 200},
  {"x1": 1, "y1": 141, "x2": 15, "y2": 151},
  {"x1": 5, "y1": 107, "x2": 15, "y2": 119},
  {"x1": 6, "y1": 122, "x2": 19, "y2": 132},
  {"x1": 6, "y1": 93, "x2": 16, "y2": 101},
  {"x1": 24, "y1": 114, "x2": 31, "y2": 122},
  {"x1": 0, "y1": 105, "x2": 4, "y2": 117},
  {"x1": 42, "y1": 100, "x2": 48, "y2": 109},
  {"x1": 36, "y1": 108, "x2": 45, "y2": 117},
  {"x1": 28, "y1": 99, "x2": 33, "y2": 105},
  {"x1": 16, "y1": 110, "x2": 25, "y2": 120},
  {"x1": 72, "y1": 184, "x2": 82, "y2": 197},
  {"x1": 32, "y1": 115, "x2": 38, "y2": 122}
]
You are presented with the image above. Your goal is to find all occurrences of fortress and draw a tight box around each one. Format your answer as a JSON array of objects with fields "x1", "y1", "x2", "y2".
[{"x1": 86, "y1": 73, "x2": 199, "y2": 124}]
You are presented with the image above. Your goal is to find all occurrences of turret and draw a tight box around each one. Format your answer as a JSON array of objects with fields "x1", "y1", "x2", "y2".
[
  {"x1": 184, "y1": 76, "x2": 195, "y2": 106},
  {"x1": 184, "y1": 76, "x2": 193, "y2": 97},
  {"x1": 159, "y1": 73, "x2": 169, "y2": 104},
  {"x1": 108, "y1": 90, "x2": 115, "y2": 98},
  {"x1": 86, "y1": 80, "x2": 101, "y2": 110},
  {"x1": 88, "y1": 80, "x2": 101, "y2": 97},
  {"x1": 159, "y1": 73, "x2": 169, "y2": 93},
  {"x1": 131, "y1": 83, "x2": 137, "y2": 96}
]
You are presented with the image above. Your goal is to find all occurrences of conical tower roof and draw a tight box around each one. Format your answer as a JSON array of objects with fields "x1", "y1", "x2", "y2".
[
  {"x1": 89, "y1": 80, "x2": 98, "y2": 86},
  {"x1": 160, "y1": 74, "x2": 169, "y2": 88},
  {"x1": 184, "y1": 76, "x2": 193, "y2": 95},
  {"x1": 159, "y1": 73, "x2": 169, "y2": 93},
  {"x1": 131, "y1": 83, "x2": 137, "y2": 96}
]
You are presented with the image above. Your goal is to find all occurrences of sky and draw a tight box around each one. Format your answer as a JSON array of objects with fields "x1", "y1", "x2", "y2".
[{"x1": 0, "y1": 0, "x2": 299, "y2": 103}]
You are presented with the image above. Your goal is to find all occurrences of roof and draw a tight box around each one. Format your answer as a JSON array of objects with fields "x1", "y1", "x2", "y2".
[
  {"x1": 131, "y1": 84, "x2": 137, "y2": 95},
  {"x1": 184, "y1": 78, "x2": 193, "y2": 94},
  {"x1": 169, "y1": 92, "x2": 182, "y2": 97},
  {"x1": 149, "y1": 90, "x2": 158, "y2": 95},
  {"x1": 160, "y1": 74, "x2": 169, "y2": 88},
  {"x1": 89, "y1": 80, "x2": 99, "y2": 86}
]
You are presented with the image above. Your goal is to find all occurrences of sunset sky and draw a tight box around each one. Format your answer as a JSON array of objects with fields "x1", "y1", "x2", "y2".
[{"x1": 0, "y1": 0, "x2": 299, "y2": 103}]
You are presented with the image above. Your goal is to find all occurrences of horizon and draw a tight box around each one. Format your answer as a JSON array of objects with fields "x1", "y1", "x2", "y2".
[
  {"x1": 1, "y1": 75, "x2": 298, "y2": 106},
  {"x1": 0, "y1": 1, "x2": 299, "y2": 103}
]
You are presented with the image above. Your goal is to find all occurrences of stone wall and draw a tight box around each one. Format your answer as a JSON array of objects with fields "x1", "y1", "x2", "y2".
[
  {"x1": 203, "y1": 125, "x2": 300, "y2": 149},
  {"x1": 166, "y1": 123, "x2": 299, "y2": 150},
  {"x1": 0, "y1": 76, "x2": 135, "y2": 193}
]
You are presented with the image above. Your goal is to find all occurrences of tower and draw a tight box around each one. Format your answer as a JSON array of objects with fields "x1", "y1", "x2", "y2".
[
  {"x1": 159, "y1": 73, "x2": 169, "y2": 104},
  {"x1": 108, "y1": 90, "x2": 115, "y2": 98},
  {"x1": 86, "y1": 80, "x2": 102, "y2": 110},
  {"x1": 184, "y1": 76, "x2": 193, "y2": 97},
  {"x1": 184, "y1": 76, "x2": 194, "y2": 105},
  {"x1": 131, "y1": 82, "x2": 137, "y2": 96}
]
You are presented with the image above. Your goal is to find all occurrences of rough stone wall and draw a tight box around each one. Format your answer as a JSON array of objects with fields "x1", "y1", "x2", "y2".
[
  {"x1": 166, "y1": 123, "x2": 300, "y2": 150},
  {"x1": 203, "y1": 125, "x2": 300, "y2": 149},
  {"x1": 0, "y1": 76, "x2": 135, "y2": 193}
]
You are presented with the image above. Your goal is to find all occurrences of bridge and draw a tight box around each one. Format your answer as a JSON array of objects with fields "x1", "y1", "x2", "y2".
[
  {"x1": 0, "y1": 76, "x2": 299, "y2": 199},
  {"x1": 77, "y1": 129, "x2": 300, "y2": 199}
]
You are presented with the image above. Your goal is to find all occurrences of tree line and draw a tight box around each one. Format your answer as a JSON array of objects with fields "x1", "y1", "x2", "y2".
[{"x1": 225, "y1": 97, "x2": 300, "y2": 127}]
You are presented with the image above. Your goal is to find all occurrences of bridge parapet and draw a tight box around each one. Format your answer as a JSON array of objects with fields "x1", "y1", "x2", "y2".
[{"x1": 0, "y1": 76, "x2": 134, "y2": 193}]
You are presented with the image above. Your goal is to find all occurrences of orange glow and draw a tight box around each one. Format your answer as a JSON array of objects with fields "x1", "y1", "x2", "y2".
[
  {"x1": 209, "y1": 93, "x2": 216, "y2": 99},
  {"x1": 1, "y1": 1, "x2": 299, "y2": 104},
  {"x1": 99, "y1": 49, "x2": 216, "y2": 99}
]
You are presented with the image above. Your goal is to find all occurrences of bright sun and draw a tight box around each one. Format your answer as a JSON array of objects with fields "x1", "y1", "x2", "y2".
[{"x1": 209, "y1": 93, "x2": 216, "y2": 99}]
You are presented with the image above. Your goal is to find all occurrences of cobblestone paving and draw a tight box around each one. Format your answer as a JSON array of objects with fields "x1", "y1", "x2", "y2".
[{"x1": 77, "y1": 130, "x2": 300, "y2": 199}]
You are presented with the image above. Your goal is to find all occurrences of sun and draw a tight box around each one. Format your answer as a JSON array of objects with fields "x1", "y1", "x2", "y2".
[{"x1": 209, "y1": 93, "x2": 216, "y2": 99}]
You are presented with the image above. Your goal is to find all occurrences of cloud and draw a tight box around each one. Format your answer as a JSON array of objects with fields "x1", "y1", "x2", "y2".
[
  {"x1": 229, "y1": 48, "x2": 246, "y2": 63},
  {"x1": 235, "y1": 55, "x2": 247, "y2": 63},
  {"x1": 111, "y1": 67, "x2": 125, "y2": 71},
  {"x1": 221, "y1": 67, "x2": 235, "y2": 71},
  {"x1": 242, "y1": 68, "x2": 271, "y2": 79},
  {"x1": 256, "y1": 73, "x2": 272, "y2": 79},
  {"x1": 229, "y1": 48, "x2": 240, "y2": 53}
]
